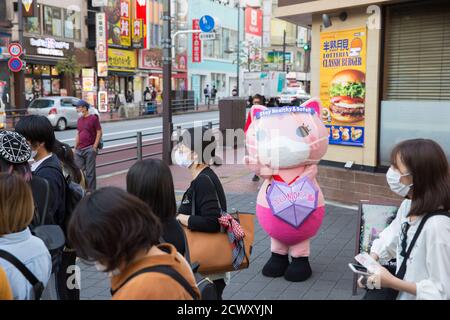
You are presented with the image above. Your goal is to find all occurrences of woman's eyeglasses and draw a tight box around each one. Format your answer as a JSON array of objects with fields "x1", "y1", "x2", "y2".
[{"x1": 400, "y1": 222, "x2": 410, "y2": 258}]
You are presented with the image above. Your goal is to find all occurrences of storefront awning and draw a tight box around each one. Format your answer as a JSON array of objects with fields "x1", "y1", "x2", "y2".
[{"x1": 108, "y1": 70, "x2": 136, "y2": 77}]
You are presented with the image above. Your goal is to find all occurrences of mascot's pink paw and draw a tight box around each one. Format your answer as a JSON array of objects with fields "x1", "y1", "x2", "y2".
[{"x1": 284, "y1": 257, "x2": 312, "y2": 282}]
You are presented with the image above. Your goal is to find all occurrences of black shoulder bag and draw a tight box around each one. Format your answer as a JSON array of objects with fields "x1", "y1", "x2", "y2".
[{"x1": 363, "y1": 210, "x2": 450, "y2": 300}]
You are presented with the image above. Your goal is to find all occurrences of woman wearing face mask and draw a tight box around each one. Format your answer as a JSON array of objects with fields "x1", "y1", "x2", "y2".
[
  {"x1": 361, "y1": 139, "x2": 450, "y2": 300},
  {"x1": 174, "y1": 126, "x2": 228, "y2": 300}
]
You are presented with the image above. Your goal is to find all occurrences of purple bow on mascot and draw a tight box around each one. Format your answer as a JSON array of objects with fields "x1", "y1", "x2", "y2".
[{"x1": 244, "y1": 99, "x2": 329, "y2": 282}]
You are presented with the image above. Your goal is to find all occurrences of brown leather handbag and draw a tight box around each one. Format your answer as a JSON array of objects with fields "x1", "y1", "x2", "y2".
[
  {"x1": 182, "y1": 211, "x2": 255, "y2": 274},
  {"x1": 181, "y1": 176, "x2": 255, "y2": 275}
]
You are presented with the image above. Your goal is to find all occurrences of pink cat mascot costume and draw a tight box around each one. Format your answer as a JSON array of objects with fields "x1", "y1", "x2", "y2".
[{"x1": 244, "y1": 99, "x2": 329, "y2": 282}]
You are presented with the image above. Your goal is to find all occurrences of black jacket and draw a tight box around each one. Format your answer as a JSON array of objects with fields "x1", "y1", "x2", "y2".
[
  {"x1": 178, "y1": 167, "x2": 227, "y2": 233},
  {"x1": 33, "y1": 154, "x2": 66, "y2": 227}
]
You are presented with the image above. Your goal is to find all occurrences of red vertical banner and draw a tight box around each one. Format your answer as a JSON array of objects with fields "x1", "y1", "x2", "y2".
[
  {"x1": 135, "y1": 0, "x2": 148, "y2": 48},
  {"x1": 245, "y1": 7, "x2": 263, "y2": 36},
  {"x1": 192, "y1": 19, "x2": 202, "y2": 63}
]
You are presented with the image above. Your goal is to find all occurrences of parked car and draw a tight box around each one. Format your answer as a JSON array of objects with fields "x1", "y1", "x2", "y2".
[
  {"x1": 27, "y1": 97, "x2": 100, "y2": 131},
  {"x1": 278, "y1": 88, "x2": 310, "y2": 106}
]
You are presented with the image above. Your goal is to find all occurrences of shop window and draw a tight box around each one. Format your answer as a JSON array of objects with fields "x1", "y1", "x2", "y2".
[
  {"x1": 52, "y1": 79, "x2": 61, "y2": 95},
  {"x1": 41, "y1": 65, "x2": 51, "y2": 76},
  {"x1": 24, "y1": 6, "x2": 40, "y2": 34},
  {"x1": 42, "y1": 79, "x2": 51, "y2": 96},
  {"x1": 33, "y1": 65, "x2": 42, "y2": 75},
  {"x1": 44, "y1": 6, "x2": 63, "y2": 38},
  {"x1": 64, "y1": 9, "x2": 81, "y2": 40},
  {"x1": 51, "y1": 66, "x2": 59, "y2": 76}
]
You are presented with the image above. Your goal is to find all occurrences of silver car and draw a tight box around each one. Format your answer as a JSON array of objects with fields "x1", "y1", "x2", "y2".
[
  {"x1": 27, "y1": 97, "x2": 100, "y2": 131},
  {"x1": 278, "y1": 88, "x2": 310, "y2": 106}
]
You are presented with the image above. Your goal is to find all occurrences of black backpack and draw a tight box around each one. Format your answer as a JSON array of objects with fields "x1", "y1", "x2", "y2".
[
  {"x1": 36, "y1": 163, "x2": 85, "y2": 232},
  {"x1": 0, "y1": 249, "x2": 45, "y2": 300},
  {"x1": 29, "y1": 177, "x2": 66, "y2": 272}
]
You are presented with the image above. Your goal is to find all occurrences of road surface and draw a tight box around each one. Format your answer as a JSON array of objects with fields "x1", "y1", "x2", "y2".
[{"x1": 55, "y1": 111, "x2": 220, "y2": 177}]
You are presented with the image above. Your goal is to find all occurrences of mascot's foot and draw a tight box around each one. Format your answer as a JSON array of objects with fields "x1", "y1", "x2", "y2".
[
  {"x1": 262, "y1": 253, "x2": 289, "y2": 278},
  {"x1": 284, "y1": 257, "x2": 312, "y2": 282}
]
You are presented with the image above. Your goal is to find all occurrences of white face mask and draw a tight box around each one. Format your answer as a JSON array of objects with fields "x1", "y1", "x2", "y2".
[
  {"x1": 386, "y1": 167, "x2": 413, "y2": 197},
  {"x1": 31, "y1": 150, "x2": 38, "y2": 160},
  {"x1": 95, "y1": 262, "x2": 120, "y2": 277},
  {"x1": 78, "y1": 112, "x2": 84, "y2": 118},
  {"x1": 174, "y1": 149, "x2": 194, "y2": 168}
]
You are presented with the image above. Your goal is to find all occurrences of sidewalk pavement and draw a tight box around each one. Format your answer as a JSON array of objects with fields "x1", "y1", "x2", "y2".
[
  {"x1": 80, "y1": 156, "x2": 365, "y2": 300},
  {"x1": 78, "y1": 192, "x2": 364, "y2": 300}
]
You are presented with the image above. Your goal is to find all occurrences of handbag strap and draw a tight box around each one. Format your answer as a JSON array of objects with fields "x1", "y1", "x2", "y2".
[
  {"x1": 110, "y1": 265, "x2": 198, "y2": 300},
  {"x1": 190, "y1": 173, "x2": 224, "y2": 217},
  {"x1": 396, "y1": 210, "x2": 450, "y2": 279},
  {"x1": 0, "y1": 249, "x2": 44, "y2": 300}
]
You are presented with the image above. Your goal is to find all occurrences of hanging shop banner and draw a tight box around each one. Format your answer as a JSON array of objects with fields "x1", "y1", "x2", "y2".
[
  {"x1": 97, "y1": 62, "x2": 108, "y2": 77},
  {"x1": 135, "y1": 0, "x2": 148, "y2": 49},
  {"x1": 245, "y1": 7, "x2": 263, "y2": 62},
  {"x1": 132, "y1": 19, "x2": 143, "y2": 49},
  {"x1": 106, "y1": 0, "x2": 131, "y2": 48},
  {"x1": 320, "y1": 27, "x2": 367, "y2": 147},
  {"x1": 192, "y1": 19, "x2": 201, "y2": 63},
  {"x1": 98, "y1": 91, "x2": 108, "y2": 112},
  {"x1": 108, "y1": 48, "x2": 137, "y2": 72},
  {"x1": 96, "y1": 12, "x2": 107, "y2": 62}
]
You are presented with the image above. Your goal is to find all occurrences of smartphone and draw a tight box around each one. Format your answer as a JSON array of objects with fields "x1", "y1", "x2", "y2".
[
  {"x1": 355, "y1": 252, "x2": 380, "y2": 272},
  {"x1": 348, "y1": 263, "x2": 371, "y2": 276}
]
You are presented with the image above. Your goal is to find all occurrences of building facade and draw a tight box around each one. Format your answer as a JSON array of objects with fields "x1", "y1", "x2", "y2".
[
  {"x1": 188, "y1": 0, "x2": 242, "y2": 104},
  {"x1": 275, "y1": 0, "x2": 450, "y2": 204}
]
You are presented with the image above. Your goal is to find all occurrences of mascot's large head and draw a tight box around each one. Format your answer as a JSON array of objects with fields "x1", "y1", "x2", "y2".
[{"x1": 245, "y1": 99, "x2": 329, "y2": 170}]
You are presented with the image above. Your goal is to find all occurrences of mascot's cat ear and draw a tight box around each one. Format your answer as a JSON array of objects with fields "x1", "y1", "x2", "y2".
[
  {"x1": 302, "y1": 98, "x2": 321, "y2": 116},
  {"x1": 245, "y1": 105, "x2": 267, "y2": 134}
]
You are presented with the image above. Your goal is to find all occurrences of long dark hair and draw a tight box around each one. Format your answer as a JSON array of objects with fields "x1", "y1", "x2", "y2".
[
  {"x1": 179, "y1": 126, "x2": 221, "y2": 166},
  {"x1": 391, "y1": 139, "x2": 450, "y2": 216},
  {"x1": 68, "y1": 187, "x2": 161, "y2": 273},
  {"x1": 53, "y1": 140, "x2": 82, "y2": 183},
  {"x1": 127, "y1": 159, "x2": 177, "y2": 223}
]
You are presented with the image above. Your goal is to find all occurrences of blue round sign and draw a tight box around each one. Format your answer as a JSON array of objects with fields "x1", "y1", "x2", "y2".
[
  {"x1": 199, "y1": 15, "x2": 215, "y2": 33},
  {"x1": 8, "y1": 57, "x2": 23, "y2": 73}
]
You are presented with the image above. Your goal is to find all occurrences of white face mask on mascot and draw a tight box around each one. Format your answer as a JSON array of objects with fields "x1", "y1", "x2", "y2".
[{"x1": 249, "y1": 106, "x2": 329, "y2": 170}]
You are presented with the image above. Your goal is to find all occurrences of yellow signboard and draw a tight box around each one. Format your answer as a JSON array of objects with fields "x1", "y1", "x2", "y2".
[
  {"x1": 320, "y1": 27, "x2": 367, "y2": 147},
  {"x1": 106, "y1": 0, "x2": 131, "y2": 48},
  {"x1": 108, "y1": 48, "x2": 137, "y2": 72}
]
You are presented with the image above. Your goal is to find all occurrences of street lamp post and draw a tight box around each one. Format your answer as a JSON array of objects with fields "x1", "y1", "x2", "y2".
[
  {"x1": 162, "y1": 0, "x2": 173, "y2": 165},
  {"x1": 236, "y1": 6, "x2": 241, "y2": 96}
]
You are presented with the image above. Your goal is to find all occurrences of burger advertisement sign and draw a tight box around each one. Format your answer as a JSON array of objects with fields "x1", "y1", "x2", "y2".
[{"x1": 320, "y1": 28, "x2": 367, "y2": 147}]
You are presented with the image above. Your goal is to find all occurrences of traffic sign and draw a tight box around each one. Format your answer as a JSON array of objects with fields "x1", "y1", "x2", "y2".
[
  {"x1": 8, "y1": 57, "x2": 24, "y2": 73},
  {"x1": 8, "y1": 43, "x2": 23, "y2": 57},
  {"x1": 199, "y1": 15, "x2": 215, "y2": 33},
  {"x1": 199, "y1": 32, "x2": 216, "y2": 41}
]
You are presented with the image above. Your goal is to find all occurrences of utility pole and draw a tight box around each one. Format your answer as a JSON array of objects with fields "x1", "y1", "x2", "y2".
[
  {"x1": 162, "y1": 0, "x2": 173, "y2": 165},
  {"x1": 282, "y1": 29, "x2": 286, "y2": 72},
  {"x1": 236, "y1": 6, "x2": 241, "y2": 96},
  {"x1": 16, "y1": 0, "x2": 25, "y2": 109}
]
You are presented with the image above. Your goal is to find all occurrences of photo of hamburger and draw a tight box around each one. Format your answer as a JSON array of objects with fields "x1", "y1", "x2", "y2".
[{"x1": 329, "y1": 69, "x2": 365, "y2": 123}]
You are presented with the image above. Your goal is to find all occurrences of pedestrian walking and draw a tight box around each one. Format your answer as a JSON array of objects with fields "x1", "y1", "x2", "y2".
[
  {"x1": 143, "y1": 87, "x2": 152, "y2": 102},
  {"x1": 247, "y1": 94, "x2": 265, "y2": 182},
  {"x1": 54, "y1": 140, "x2": 86, "y2": 189},
  {"x1": 0, "y1": 173, "x2": 52, "y2": 300},
  {"x1": 127, "y1": 159, "x2": 186, "y2": 255},
  {"x1": 211, "y1": 85, "x2": 218, "y2": 104},
  {"x1": 203, "y1": 85, "x2": 210, "y2": 106},
  {"x1": 73, "y1": 100, "x2": 102, "y2": 193},
  {"x1": 68, "y1": 187, "x2": 200, "y2": 300},
  {"x1": 174, "y1": 126, "x2": 228, "y2": 300},
  {"x1": 360, "y1": 139, "x2": 450, "y2": 300},
  {"x1": 231, "y1": 86, "x2": 238, "y2": 97}
]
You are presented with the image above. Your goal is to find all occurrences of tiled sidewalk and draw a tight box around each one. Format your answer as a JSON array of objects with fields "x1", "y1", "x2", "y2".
[{"x1": 78, "y1": 192, "x2": 364, "y2": 300}]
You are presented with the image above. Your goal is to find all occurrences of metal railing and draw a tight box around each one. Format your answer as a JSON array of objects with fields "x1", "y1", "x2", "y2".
[{"x1": 90, "y1": 121, "x2": 219, "y2": 169}]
